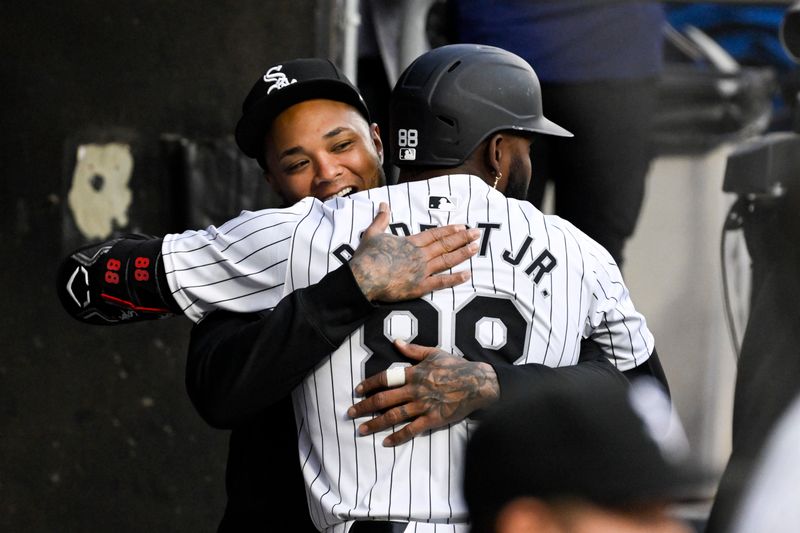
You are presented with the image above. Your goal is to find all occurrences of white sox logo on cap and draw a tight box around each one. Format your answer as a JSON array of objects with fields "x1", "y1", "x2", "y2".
[{"x1": 263, "y1": 65, "x2": 296, "y2": 94}]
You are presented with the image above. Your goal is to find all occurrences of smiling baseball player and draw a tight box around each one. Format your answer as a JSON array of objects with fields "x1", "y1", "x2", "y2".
[{"x1": 155, "y1": 45, "x2": 660, "y2": 532}]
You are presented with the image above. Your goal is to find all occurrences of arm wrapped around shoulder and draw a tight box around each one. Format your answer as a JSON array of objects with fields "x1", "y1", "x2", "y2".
[{"x1": 56, "y1": 234, "x2": 183, "y2": 325}]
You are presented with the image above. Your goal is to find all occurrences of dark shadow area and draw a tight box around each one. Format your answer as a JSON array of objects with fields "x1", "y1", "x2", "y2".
[{"x1": 0, "y1": 2, "x2": 312, "y2": 531}]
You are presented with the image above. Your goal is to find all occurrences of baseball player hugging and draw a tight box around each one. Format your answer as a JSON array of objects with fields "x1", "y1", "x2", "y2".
[
  {"x1": 62, "y1": 44, "x2": 658, "y2": 533},
  {"x1": 162, "y1": 172, "x2": 651, "y2": 530}
]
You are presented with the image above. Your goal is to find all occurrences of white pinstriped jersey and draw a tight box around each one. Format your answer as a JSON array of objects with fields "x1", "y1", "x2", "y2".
[{"x1": 162, "y1": 175, "x2": 654, "y2": 532}]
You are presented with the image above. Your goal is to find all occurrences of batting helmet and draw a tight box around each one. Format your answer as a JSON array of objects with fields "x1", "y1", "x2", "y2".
[{"x1": 390, "y1": 44, "x2": 572, "y2": 168}]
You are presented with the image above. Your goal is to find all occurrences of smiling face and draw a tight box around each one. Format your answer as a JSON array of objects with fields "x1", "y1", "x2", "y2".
[{"x1": 263, "y1": 99, "x2": 385, "y2": 205}]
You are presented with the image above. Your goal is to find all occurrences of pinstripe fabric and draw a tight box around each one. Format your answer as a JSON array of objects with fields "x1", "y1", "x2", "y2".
[
  {"x1": 161, "y1": 175, "x2": 654, "y2": 530},
  {"x1": 335, "y1": 521, "x2": 468, "y2": 532}
]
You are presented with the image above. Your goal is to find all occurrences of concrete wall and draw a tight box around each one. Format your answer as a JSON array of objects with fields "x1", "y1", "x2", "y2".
[
  {"x1": 625, "y1": 147, "x2": 742, "y2": 476},
  {"x1": 1, "y1": 2, "x2": 313, "y2": 531}
]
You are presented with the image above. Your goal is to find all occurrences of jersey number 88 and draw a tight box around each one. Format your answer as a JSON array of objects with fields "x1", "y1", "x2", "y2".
[{"x1": 362, "y1": 295, "x2": 529, "y2": 377}]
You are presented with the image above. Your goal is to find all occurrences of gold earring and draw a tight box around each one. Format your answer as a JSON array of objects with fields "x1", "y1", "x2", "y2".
[{"x1": 493, "y1": 171, "x2": 502, "y2": 189}]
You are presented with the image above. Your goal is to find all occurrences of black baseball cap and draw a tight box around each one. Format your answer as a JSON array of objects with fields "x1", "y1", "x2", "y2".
[
  {"x1": 234, "y1": 58, "x2": 370, "y2": 169},
  {"x1": 464, "y1": 377, "x2": 715, "y2": 533}
]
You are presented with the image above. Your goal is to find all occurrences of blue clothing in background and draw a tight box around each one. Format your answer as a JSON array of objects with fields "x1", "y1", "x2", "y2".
[
  {"x1": 452, "y1": 0, "x2": 666, "y2": 266},
  {"x1": 456, "y1": 0, "x2": 665, "y2": 82},
  {"x1": 666, "y1": 4, "x2": 793, "y2": 70}
]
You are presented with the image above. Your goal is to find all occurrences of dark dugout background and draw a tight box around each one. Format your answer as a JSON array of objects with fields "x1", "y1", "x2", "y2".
[{"x1": 0, "y1": 1, "x2": 317, "y2": 531}]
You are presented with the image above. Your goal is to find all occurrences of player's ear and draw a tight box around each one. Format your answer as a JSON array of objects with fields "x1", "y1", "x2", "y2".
[
  {"x1": 263, "y1": 169, "x2": 285, "y2": 197},
  {"x1": 263, "y1": 171, "x2": 292, "y2": 206},
  {"x1": 261, "y1": 152, "x2": 277, "y2": 188},
  {"x1": 263, "y1": 170, "x2": 275, "y2": 188},
  {"x1": 484, "y1": 133, "x2": 505, "y2": 179},
  {"x1": 370, "y1": 123, "x2": 384, "y2": 164}
]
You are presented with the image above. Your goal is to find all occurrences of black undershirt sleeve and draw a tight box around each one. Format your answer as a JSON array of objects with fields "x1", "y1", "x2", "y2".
[
  {"x1": 486, "y1": 344, "x2": 669, "y2": 415},
  {"x1": 186, "y1": 264, "x2": 375, "y2": 429},
  {"x1": 620, "y1": 346, "x2": 670, "y2": 397}
]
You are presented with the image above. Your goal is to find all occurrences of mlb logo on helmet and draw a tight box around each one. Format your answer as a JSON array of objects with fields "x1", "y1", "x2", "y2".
[{"x1": 399, "y1": 148, "x2": 416, "y2": 161}]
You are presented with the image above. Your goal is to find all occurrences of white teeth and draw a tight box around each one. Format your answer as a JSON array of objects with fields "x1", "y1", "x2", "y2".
[{"x1": 324, "y1": 187, "x2": 353, "y2": 201}]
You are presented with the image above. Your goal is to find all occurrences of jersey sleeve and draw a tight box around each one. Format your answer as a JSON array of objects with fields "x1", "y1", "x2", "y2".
[
  {"x1": 162, "y1": 199, "x2": 316, "y2": 323},
  {"x1": 584, "y1": 245, "x2": 655, "y2": 372}
]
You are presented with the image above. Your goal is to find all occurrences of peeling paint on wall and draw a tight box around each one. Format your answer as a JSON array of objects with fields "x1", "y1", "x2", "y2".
[{"x1": 67, "y1": 143, "x2": 133, "y2": 240}]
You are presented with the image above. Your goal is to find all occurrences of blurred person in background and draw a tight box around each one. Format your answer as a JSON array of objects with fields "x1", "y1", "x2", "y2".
[
  {"x1": 464, "y1": 376, "x2": 711, "y2": 533},
  {"x1": 704, "y1": 5, "x2": 800, "y2": 531},
  {"x1": 666, "y1": 2, "x2": 800, "y2": 132},
  {"x1": 452, "y1": 0, "x2": 666, "y2": 268},
  {"x1": 726, "y1": 391, "x2": 800, "y2": 533}
]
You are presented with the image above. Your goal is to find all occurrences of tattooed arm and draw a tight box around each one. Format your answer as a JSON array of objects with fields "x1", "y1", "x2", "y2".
[
  {"x1": 347, "y1": 340, "x2": 501, "y2": 446},
  {"x1": 187, "y1": 204, "x2": 479, "y2": 428},
  {"x1": 349, "y1": 204, "x2": 479, "y2": 302},
  {"x1": 347, "y1": 339, "x2": 636, "y2": 447}
]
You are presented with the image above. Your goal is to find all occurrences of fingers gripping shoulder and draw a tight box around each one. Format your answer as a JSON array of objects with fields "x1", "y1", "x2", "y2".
[{"x1": 57, "y1": 234, "x2": 180, "y2": 325}]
